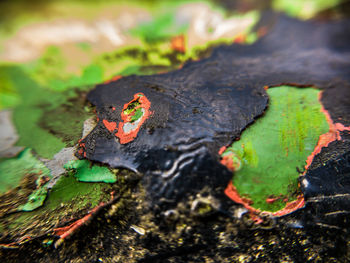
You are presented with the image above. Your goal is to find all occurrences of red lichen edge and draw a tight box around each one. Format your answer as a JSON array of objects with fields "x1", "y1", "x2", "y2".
[
  {"x1": 53, "y1": 204, "x2": 103, "y2": 248},
  {"x1": 53, "y1": 191, "x2": 119, "y2": 248},
  {"x1": 0, "y1": 236, "x2": 31, "y2": 249},
  {"x1": 102, "y1": 120, "x2": 117, "y2": 132},
  {"x1": 304, "y1": 92, "x2": 350, "y2": 170},
  {"x1": 115, "y1": 93, "x2": 151, "y2": 144},
  {"x1": 222, "y1": 90, "x2": 350, "y2": 222}
]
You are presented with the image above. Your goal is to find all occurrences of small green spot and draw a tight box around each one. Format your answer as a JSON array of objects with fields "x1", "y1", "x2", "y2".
[
  {"x1": 42, "y1": 239, "x2": 53, "y2": 247},
  {"x1": 19, "y1": 186, "x2": 48, "y2": 211},
  {"x1": 130, "y1": 108, "x2": 143, "y2": 123},
  {"x1": 124, "y1": 100, "x2": 141, "y2": 115}
]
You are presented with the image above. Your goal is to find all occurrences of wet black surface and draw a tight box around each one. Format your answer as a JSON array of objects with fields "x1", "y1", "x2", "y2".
[
  {"x1": 78, "y1": 14, "x2": 350, "y2": 226},
  {"x1": 287, "y1": 135, "x2": 350, "y2": 229}
]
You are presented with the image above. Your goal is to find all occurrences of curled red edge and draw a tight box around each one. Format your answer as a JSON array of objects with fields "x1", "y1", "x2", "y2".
[{"x1": 53, "y1": 191, "x2": 118, "y2": 248}]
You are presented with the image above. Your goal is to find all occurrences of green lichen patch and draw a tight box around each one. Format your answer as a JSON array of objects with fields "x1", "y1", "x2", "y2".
[
  {"x1": 0, "y1": 148, "x2": 51, "y2": 214},
  {"x1": 64, "y1": 160, "x2": 117, "y2": 183},
  {"x1": 224, "y1": 86, "x2": 329, "y2": 212}
]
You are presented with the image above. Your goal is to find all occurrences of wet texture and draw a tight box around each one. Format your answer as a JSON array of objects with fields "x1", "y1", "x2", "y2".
[
  {"x1": 78, "y1": 14, "x2": 350, "y2": 224},
  {"x1": 302, "y1": 150, "x2": 350, "y2": 229},
  {"x1": 287, "y1": 134, "x2": 350, "y2": 229}
]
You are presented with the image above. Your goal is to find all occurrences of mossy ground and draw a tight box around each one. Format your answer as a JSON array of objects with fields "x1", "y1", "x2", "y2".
[{"x1": 1, "y1": 182, "x2": 349, "y2": 262}]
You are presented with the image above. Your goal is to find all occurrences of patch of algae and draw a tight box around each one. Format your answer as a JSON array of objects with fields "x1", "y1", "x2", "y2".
[
  {"x1": 64, "y1": 160, "x2": 117, "y2": 183},
  {"x1": 223, "y1": 86, "x2": 329, "y2": 212}
]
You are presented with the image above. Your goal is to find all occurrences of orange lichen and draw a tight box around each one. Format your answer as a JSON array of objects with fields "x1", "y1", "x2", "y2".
[
  {"x1": 102, "y1": 120, "x2": 117, "y2": 132},
  {"x1": 224, "y1": 182, "x2": 263, "y2": 223},
  {"x1": 54, "y1": 204, "x2": 103, "y2": 239},
  {"x1": 305, "y1": 92, "x2": 350, "y2": 170},
  {"x1": 220, "y1": 153, "x2": 240, "y2": 172},
  {"x1": 225, "y1": 181, "x2": 260, "y2": 214},
  {"x1": 271, "y1": 195, "x2": 304, "y2": 217},
  {"x1": 53, "y1": 191, "x2": 119, "y2": 248},
  {"x1": 266, "y1": 197, "x2": 279, "y2": 204},
  {"x1": 115, "y1": 93, "x2": 151, "y2": 144},
  {"x1": 171, "y1": 35, "x2": 186, "y2": 53},
  {"x1": 77, "y1": 141, "x2": 86, "y2": 157},
  {"x1": 233, "y1": 33, "x2": 246, "y2": 44},
  {"x1": 224, "y1": 181, "x2": 305, "y2": 220},
  {"x1": 218, "y1": 146, "x2": 227, "y2": 155}
]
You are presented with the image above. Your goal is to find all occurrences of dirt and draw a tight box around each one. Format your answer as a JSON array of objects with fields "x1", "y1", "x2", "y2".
[{"x1": 1, "y1": 178, "x2": 349, "y2": 262}]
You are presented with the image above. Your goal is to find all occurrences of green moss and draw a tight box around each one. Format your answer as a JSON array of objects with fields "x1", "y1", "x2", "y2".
[
  {"x1": 224, "y1": 86, "x2": 329, "y2": 212},
  {"x1": 46, "y1": 173, "x2": 111, "y2": 210},
  {"x1": 131, "y1": 108, "x2": 143, "y2": 122},
  {"x1": 64, "y1": 160, "x2": 117, "y2": 183},
  {"x1": 0, "y1": 148, "x2": 51, "y2": 211},
  {"x1": 5, "y1": 173, "x2": 113, "y2": 236},
  {"x1": 0, "y1": 148, "x2": 50, "y2": 194},
  {"x1": 38, "y1": 90, "x2": 93, "y2": 147}
]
